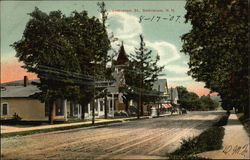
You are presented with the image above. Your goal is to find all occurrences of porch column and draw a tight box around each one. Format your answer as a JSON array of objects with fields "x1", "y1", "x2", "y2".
[
  {"x1": 77, "y1": 104, "x2": 81, "y2": 119},
  {"x1": 96, "y1": 99, "x2": 101, "y2": 117},
  {"x1": 108, "y1": 98, "x2": 110, "y2": 113},
  {"x1": 112, "y1": 93, "x2": 115, "y2": 116},
  {"x1": 88, "y1": 103, "x2": 91, "y2": 117},
  {"x1": 64, "y1": 99, "x2": 67, "y2": 121},
  {"x1": 79, "y1": 105, "x2": 82, "y2": 119},
  {"x1": 112, "y1": 94, "x2": 115, "y2": 111}
]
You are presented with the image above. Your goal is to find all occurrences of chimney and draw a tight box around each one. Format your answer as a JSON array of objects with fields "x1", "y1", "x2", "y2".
[{"x1": 24, "y1": 76, "x2": 29, "y2": 87}]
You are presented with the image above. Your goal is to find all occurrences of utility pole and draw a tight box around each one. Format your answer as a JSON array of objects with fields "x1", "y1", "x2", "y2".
[
  {"x1": 92, "y1": 61, "x2": 96, "y2": 125},
  {"x1": 157, "y1": 85, "x2": 160, "y2": 117},
  {"x1": 138, "y1": 70, "x2": 143, "y2": 119}
]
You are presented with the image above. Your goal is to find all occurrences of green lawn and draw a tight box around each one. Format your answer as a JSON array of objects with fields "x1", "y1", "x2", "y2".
[{"x1": 237, "y1": 113, "x2": 250, "y2": 136}]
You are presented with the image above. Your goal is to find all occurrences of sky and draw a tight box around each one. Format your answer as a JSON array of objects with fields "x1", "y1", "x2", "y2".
[{"x1": 1, "y1": 0, "x2": 215, "y2": 96}]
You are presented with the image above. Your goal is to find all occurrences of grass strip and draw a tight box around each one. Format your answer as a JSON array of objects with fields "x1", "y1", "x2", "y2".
[
  {"x1": 168, "y1": 113, "x2": 230, "y2": 159},
  {"x1": 1, "y1": 120, "x2": 123, "y2": 138},
  {"x1": 1, "y1": 116, "x2": 152, "y2": 138},
  {"x1": 236, "y1": 113, "x2": 250, "y2": 136},
  {"x1": 1, "y1": 113, "x2": 176, "y2": 138}
]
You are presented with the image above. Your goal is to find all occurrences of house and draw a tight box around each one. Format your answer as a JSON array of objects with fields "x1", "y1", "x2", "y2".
[
  {"x1": 1, "y1": 78, "x2": 47, "y2": 121},
  {"x1": 149, "y1": 79, "x2": 172, "y2": 113},
  {"x1": 0, "y1": 76, "x2": 115, "y2": 121}
]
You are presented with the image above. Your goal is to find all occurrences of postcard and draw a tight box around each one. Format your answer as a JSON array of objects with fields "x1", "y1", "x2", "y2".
[{"x1": 1, "y1": 0, "x2": 249, "y2": 159}]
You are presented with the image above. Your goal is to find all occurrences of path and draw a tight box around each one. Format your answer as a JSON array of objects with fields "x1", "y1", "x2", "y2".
[{"x1": 197, "y1": 113, "x2": 250, "y2": 159}]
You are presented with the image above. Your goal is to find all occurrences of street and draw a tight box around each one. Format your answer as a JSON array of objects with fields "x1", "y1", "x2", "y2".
[{"x1": 1, "y1": 111, "x2": 225, "y2": 159}]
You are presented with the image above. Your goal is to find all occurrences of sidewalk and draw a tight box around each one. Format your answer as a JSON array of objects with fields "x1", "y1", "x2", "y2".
[
  {"x1": 1, "y1": 113, "x2": 174, "y2": 134},
  {"x1": 197, "y1": 113, "x2": 250, "y2": 159}
]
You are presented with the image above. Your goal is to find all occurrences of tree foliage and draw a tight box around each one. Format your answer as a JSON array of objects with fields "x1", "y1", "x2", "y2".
[
  {"x1": 124, "y1": 35, "x2": 164, "y2": 115},
  {"x1": 177, "y1": 86, "x2": 219, "y2": 111},
  {"x1": 11, "y1": 7, "x2": 111, "y2": 123},
  {"x1": 182, "y1": 0, "x2": 249, "y2": 116}
]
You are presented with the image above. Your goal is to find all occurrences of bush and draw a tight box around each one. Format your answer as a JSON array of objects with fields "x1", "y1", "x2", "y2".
[
  {"x1": 13, "y1": 113, "x2": 22, "y2": 122},
  {"x1": 128, "y1": 106, "x2": 137, "y2": 116},
  {"x1": 214, "y1": 114, "x2": 229, "y2": 127},
  {"x1": 171, "y1": 127, "x2": 224, "y2": 156},
  {"x1": 169, "y1": 155, "x2": 211, "y2": 160},
  {"x1": 114, "y1": 111, "x2": 128, "y2": 117},
  {"x1": 237, "y1": 113, "x2": 250, "y2": 136},
  {"x1": 170, "y1": 114, "x2": 228, "y2": 158}
]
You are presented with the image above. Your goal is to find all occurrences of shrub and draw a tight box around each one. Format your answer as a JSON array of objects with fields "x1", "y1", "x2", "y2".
[
  {"x1": 171, "y1": 127, "x2": 224, "y2": 156},
  {"x1": 170, "y1": 114, "x2": 229, "y2": 158},
  {"x1": 169, "y1": 155, "x2": 211, "y2": 160},
  {"x1": 214, "y1": 114, "x2": 229, "y2": 127},
  {"x1": 114, "y1": 111, "x2": 128, "y2": 117},
  {"x1": 13, "y1": 113, "x2": 22, "y2": 122}
]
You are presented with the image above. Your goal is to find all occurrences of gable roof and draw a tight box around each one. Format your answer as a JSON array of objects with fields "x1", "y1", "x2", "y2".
[
  {"x1": 1, "y1": 80, "x2": 40, "y2": 98},
  {"x1": 152, "y1": 79, "x2": 169, "y2": 94}
]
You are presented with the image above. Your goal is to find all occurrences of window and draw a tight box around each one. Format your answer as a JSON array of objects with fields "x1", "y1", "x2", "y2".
[{"x1": 1, "y1": 103, "x2": 9, "y2": 115}]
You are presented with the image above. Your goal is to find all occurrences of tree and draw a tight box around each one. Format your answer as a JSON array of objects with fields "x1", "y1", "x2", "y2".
[
  {"x1": 125, "y1": 35, "x2": 164, "y2": 117},
  {"x1": 11, "y1": 8, "x2": 81, "y2": 124},
  {"x1": 200, "y1": 96, "x2": 219, "y2": 111},
  {"x1": 11, "y1": 7, "x2": 111, "y2": 124},
  {"x1": 97, "y1": 2, "x2": 114, "y2": 119},
  {"x1": 182, "y1": 0, "x2": 249, "y2": 117},
  {"x1": 65, "y1": 9, "x2": 111, "y2": 122},
  {"x1": 176, "y1": 86, "x2": 219, "y2": 111}
]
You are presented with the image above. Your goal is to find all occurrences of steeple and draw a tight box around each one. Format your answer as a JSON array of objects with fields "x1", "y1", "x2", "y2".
[{"x1": 116, "y1": 41, "x2": 128, "y2": 66}]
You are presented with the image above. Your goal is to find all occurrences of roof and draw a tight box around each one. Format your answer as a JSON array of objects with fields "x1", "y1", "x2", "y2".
[
  {"x1": 116, "y1": 42, "x2": 129, "y2": 66},
  {"x1": 152, "y1": 79, "x2": 168, "y2": 94},
  {"x1": 1, "y1": 80, "x2": 40, "y2": 98}
]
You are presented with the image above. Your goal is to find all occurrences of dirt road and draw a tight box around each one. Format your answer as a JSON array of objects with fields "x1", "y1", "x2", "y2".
[{"x1": 1, "y1": 111, "x2": 225, "y2": 159}]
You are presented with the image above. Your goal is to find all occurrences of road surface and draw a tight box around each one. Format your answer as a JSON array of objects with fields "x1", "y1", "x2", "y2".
[{"x1": 1, "y1": 111, "x2": 225, "y2": 159}]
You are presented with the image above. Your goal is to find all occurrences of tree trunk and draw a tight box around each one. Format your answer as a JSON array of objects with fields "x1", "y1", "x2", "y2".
[
  {"x1": 244, "y1": 105, "x2": 250, "y2": 118},
  {"x1": 157, "y1": 103, "x2": 160, "y2": 117},
  {"x1": 125, "y1": 99, "x2": 129, "y2": 112},
  {"x1": 104, "y1": 90, "x2": 108, "y2": 119},
  {"x1": 92, "y1": 100, "x2": 95, "y2": 125},
  {"x1": 81, "y1": 102, "x2": 85, "y2": 120},
  {"x1": 140, "y1": 102, "x2": 144, "y2": 116},
  {"x1": 238, "y1": 105, "x2": 243, "y2": 113},
  {"x1": 49, "y1": 100, "x2": 55, "y2": 124},
  {"x1": 137, "y1": 97, "x2": 140, "y2": 119}
]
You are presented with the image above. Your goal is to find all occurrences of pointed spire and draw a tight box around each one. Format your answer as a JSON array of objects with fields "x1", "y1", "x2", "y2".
[{"x1": 116, "y1": 41, "x2": 128, "y2": 66}]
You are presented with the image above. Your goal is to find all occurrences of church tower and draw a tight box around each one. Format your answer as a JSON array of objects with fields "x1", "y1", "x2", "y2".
[
  {"x1": 115, "y1": 41, "x2": 129, "y2": 68},
  {"x1": 112, "y1": 42, "x2": 129, "y2": 109}
]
